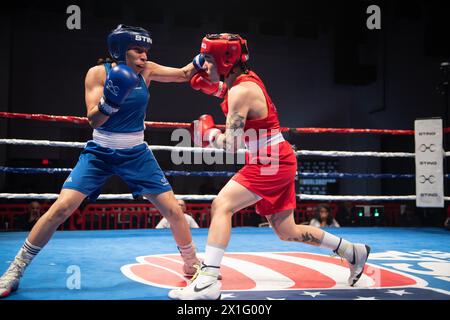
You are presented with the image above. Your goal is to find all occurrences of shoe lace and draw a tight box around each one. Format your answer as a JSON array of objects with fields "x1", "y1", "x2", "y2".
[
  {"x1": 188, "y1": 264, "x2": 219, "y2": 284},
  {"x1": 330, "y1": 251, "x2": 345, "y2": 264},
  {"x1": 188, "y1": 264, "x2": 202, "y2": 283}
]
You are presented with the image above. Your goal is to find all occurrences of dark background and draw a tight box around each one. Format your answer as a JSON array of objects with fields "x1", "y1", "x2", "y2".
[{"x1": 0, "y1": 0, "x2": 449, "y2": 204}]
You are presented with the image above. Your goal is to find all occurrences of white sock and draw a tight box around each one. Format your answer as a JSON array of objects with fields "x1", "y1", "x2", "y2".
[
  {"x1": 21, "y1": 239, "x2": 42, "y2": 260},
  {"x1": 9, "y1": 239, "x2": 42, "y2": 276},
  {"x1": 24, "y1": 239, "x2": 42, "y2": 251},
  {"x1": 320, "y1": 232, "x2": 354, "y2": 261},
  {"x1": 202, "y1": 244, "x2": 225, "y2": 277}
]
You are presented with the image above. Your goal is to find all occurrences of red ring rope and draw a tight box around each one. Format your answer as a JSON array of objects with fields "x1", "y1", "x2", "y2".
[{"x1": 1, "y1": 112, "x2": 448, "y2": 135}]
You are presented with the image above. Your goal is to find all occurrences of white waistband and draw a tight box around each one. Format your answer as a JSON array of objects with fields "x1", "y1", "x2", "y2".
[
  {"x1": 245, "y1": 132, "x2": 285, "y2": 153},
  {"x1": 93, "y1": 129, "x2": 145, "y2": 149}
]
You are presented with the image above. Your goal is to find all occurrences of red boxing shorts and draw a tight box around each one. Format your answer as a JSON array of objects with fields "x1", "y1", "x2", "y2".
[{"x1": 232, "y1": 141, "x2": 297, "y2": 215}]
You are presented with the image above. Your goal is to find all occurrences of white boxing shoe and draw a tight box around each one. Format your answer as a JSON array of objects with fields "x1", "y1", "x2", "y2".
[
  {"x1": 347, "y1": 243, "x2": 371, "y2": 286},
  {"x1": 0, "y1": 262, "x2": 24, "y2": 298},
  {"x1": 169, "y1": 263, "x2": 221, "y2": 300}
]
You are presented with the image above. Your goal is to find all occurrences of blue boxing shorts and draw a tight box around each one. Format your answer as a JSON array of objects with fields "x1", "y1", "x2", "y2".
[{"x1": 62, "y1": 141, "x2": 172, "y2": 200}]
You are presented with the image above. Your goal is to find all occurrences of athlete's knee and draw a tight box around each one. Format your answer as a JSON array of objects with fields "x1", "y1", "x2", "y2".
[
  {"x1": 211, "y1": 197, "x2": 233, "y2": 218},
  {"x1": 47, "y1": 199, "x2": 78, "y2": 222},
  {"x1": 163, "y1": 205, "x2": 184, "y2": 223},
  {"x1": 271, "y1": 224, "x2": 294, "y2": 241},
  {"x1": 274, "y1": 230, "x2": 291, "y2": 241}
]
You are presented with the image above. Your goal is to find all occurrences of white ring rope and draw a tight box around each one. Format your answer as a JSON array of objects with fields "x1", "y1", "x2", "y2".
[
  {"x1": 0, "y1": 139, "x2": 86, "y2": 148},
  {"x1": 0, "y1": 193, "x2": 449, "y2": 201},
  {"x1": 0, "y1": 193, "x2": 217, "y2": 200},
  {"x1": 1, "y1": 138, "x2": 448, "y2": 201},
  {"x1": 1, "y1": 138, "x2": 447, "y2": 158},
  {"x1": 295, "y1": 150, "x2": 417, "y2": 158}
]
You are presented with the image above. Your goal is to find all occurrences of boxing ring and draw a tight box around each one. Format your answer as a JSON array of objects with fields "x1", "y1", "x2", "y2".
[{"x1": 0, "y1": 112, "x2": 449, "y2": 300}]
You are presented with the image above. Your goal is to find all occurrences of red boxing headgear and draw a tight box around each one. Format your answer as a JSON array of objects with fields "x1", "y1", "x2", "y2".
[{"x1": 200, "y1": 33, "x2": 249, "y2": 78}]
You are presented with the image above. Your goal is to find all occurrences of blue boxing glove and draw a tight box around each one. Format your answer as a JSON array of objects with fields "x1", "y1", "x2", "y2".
[
  {"x1": 192, "y1": 53, "x2": 205, "y2": 71},
  {"x1": 98, "y1": 65, "x2": 140, "y2": 116}
]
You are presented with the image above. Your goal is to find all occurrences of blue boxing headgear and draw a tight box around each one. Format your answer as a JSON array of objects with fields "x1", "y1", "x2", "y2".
[{"x1": 107, "y1": 24, "x2": 152, "y2": 63}]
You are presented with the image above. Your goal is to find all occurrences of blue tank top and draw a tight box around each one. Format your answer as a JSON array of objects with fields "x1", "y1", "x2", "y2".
[{"x1": 97, "y1": 63, "x2": 149, "y2": 133}]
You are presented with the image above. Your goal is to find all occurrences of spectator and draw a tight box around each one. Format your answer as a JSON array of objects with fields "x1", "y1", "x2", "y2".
[
  {"x1": 156, "y1": 200, "x2": 199, "y2": 229},
  {"x1": 17, "y1": 201, "x2": 42, "y2": 231},
  {"x1": 310, "y1": 204, "x2": 340, "y2": 228}
]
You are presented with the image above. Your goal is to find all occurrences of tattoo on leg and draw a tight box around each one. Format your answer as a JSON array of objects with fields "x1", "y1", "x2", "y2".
[{"x1": 287, "y1": 232, "x2": 321, "y2": 245}]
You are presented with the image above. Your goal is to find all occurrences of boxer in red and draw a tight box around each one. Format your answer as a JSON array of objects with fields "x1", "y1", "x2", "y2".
[{"x1": 169, "y1": 34, "x2": 371, "y2": 300}]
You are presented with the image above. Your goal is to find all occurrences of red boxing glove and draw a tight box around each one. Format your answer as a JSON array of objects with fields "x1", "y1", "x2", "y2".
[
  {"x1": 190, "y1": 114, "x2": 222, "y2": 148},
  {"x1": 190, "y1": 72, "x2": 227, "y2": 98}
]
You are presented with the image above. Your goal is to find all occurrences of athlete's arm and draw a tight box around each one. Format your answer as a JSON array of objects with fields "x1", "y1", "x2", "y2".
[
  {"x1": 85, "y1": 66, "x2": 109, "y2": 129},
  {"x1": 214, "y1": 84, "x2": 251, "y2": 153},
  {"x1": 144, "y1": 60, "x2": 198, "y2": 83}
]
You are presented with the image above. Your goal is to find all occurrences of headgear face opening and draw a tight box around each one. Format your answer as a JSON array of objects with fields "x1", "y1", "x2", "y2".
[
  {"x1": 200, "y1": 33, "x2": 249, "y2": 77},
  {"x1": 107, "y1": 24, "x2": 152, "y2": 64}
]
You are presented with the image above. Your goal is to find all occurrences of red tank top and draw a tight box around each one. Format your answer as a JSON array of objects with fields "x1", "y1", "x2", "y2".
[
  {"x1": 221, "y1": 71, "x2": 295, "y2": 166},
  {"x1": 220, "y1": 71, "x2": 281, "y2": 133}
]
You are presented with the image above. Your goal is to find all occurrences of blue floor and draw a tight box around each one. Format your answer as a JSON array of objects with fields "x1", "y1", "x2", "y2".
[{"x1": 0, "y1": 227, "x2": 449, "y2": 300}]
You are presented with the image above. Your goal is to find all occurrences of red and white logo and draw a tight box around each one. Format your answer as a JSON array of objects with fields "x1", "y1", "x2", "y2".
[{"x1": 121, "y1": 252, "x2": 426, "y2": 291}]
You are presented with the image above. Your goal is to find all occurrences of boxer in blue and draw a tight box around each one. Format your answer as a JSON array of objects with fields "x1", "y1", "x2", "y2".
[{"x1": 0, "y1": 25, "x2": 206, "y2": 298}]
